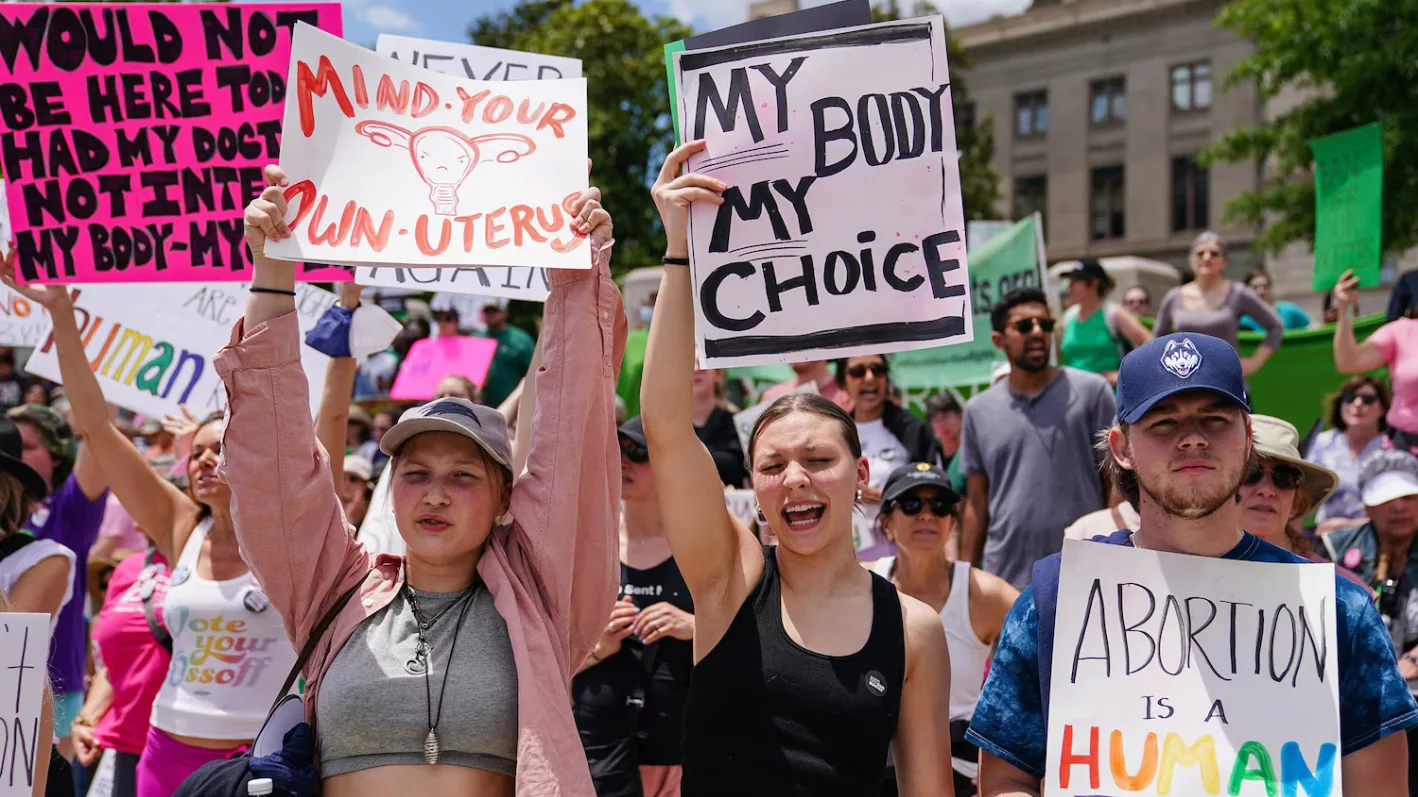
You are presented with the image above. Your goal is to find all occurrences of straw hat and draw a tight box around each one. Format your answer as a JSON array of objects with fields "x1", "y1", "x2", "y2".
[{"x1": 1249, "y1": 414, "x2": 1338, "y2": 515}]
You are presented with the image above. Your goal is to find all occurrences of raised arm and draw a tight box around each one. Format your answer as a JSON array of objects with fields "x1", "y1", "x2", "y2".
[
  {"x1": 505, "y1": 178, "x2": 627, "y2": 668},
  {"x1": 216, "y1": 165, "x2": 371, "y2": 652},
  {"x1": 1, "y1": 258, "x2": 194, "y2": 563},
  {"x1": 313, "y1": 282, "x2": 364, "y2": 491},
  {"x1": 641, "y1": 141, "x2": 765, "y2": 649},
  {"x1": 1333, "y1": 270, "x2": 1388, "y2": 374}
]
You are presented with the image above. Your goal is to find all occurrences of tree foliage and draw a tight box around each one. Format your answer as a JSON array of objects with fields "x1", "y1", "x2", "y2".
[
  {"x1": 872, "y1": 1, "x2": 1000, "y2": 220},
  {"x1": 1202, "y1": 0, "x2": 1418, "y2": 254},
  {"x1": 469, "y1": 0, "x2": 691, "y2": 275}
]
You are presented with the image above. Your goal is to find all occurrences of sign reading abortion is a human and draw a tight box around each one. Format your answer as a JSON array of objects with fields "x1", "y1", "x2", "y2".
[
  {"x1": 1047, "y1": 541, "x2": 1342, "y2": 796},
  {"x1": 673, "y1": 17, "x2": 971, "y2": 368}
]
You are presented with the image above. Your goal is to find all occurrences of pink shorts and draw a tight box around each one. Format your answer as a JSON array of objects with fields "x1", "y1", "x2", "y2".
[{"x1": 135, "y1": 727, "x2": 246, "y2": 797}]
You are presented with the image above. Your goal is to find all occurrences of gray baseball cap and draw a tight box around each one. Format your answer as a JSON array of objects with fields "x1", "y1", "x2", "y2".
[{"x1": 379, "y1": 397, "x2": 512, "y2": 470}]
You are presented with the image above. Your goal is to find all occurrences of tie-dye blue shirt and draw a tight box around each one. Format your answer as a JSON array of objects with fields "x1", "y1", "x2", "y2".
[{"x1": 966, "y1": 530, "x2": 1418, "y2": 779}]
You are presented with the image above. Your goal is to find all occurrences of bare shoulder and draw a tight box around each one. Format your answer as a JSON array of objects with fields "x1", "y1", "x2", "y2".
[
  {"x1": 898, "y1": 591, "x2": 949, "y2": 660},
  {"x1": 971, "y1": 566, "x2": 1021, "y2": 607}
]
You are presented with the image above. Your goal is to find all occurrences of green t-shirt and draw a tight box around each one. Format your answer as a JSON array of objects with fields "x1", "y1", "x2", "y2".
[
  {"x1": 476, "y1": 325, "x2": 536, "y2": 407},
  {"x1": 1059, "y1": 304, "x2": 1121, "y2": 374}
]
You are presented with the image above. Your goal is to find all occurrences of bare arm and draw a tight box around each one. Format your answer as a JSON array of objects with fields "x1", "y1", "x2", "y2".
[
  {"x1": 892, "y1": 597, "x2": 955, "y2": 797},
  {"x1": 641, "y1": 142, "x2": 763, "y2": 656},
  {"x1": 1342, "y1": 733, "x2": 1407, "y2": 797},
  {"x1": 8, "y1": 555, "x2": 71, "y2": 619},
  {"x1": 978, "y1": 752, "x2": 1042, "y2": 797},
  {"x1": 1112, "y1": 305, "x2": 1153, "y2": 348},
  {"x1": 1333, "y1": 270, "x2": 1387, "y2": 374},
  {"x1": 962, "y1": 473, "x2": 990, "y2": 567},
  {"x1": 70, "y1": 441, "x2": 107, "y2": 502},
  {"x1": 313, "y1": 283, "x2": 363, "y2": 491}
]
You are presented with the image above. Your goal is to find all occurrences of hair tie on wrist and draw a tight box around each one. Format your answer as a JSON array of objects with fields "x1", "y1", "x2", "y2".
[
  {"x1": 249, "y1": 287, "x2": 296, "y2": 297},
  {"x1": 661, "y1": 256, "x2": 690, "y2": 267}
]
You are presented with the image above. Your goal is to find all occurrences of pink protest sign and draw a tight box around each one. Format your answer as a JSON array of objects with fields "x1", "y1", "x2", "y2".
[
  {"x1": 390, "y1": 336, "x2": 499, "y2": 401},
  {"x1": 0, "y1": 3, "x2": 346, "y2": 283}
]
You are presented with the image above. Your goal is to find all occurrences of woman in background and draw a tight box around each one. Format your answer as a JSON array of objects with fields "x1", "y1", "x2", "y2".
[{"x1": 1308, "y1": 376, "x2": 1389, "y2": 532}]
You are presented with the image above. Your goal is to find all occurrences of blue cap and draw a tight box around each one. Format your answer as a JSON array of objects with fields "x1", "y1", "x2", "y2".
[{"x1": 1115, "y1": 333, "x2": 1250, "y2": 424}]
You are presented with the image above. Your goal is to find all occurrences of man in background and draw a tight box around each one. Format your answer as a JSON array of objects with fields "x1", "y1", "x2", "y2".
[{"x1": 477, "y1": 299, "x2": 536, "y2": 407}]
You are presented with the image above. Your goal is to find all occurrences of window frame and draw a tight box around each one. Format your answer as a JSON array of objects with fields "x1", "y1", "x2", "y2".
[
  {"x1": 1170, "y1": 61, "x2": 1212, "y2": 113},
  {"x1": 1171, "y1": 155, "x2": 1209, "y2": 233},
  {"x1": 1089, "y1": 165, "x2": 1126, "y2": 241},
  {"x1": 1089, "y1": 76, "x2": 1127, "y2": 127},
  {"x1": 1014, "y1": 90, "x2": 1049, "y2": 138}
]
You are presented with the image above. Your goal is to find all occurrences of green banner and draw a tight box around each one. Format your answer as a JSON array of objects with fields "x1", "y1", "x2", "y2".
[
  {"x1": 1309, "y1": 122, "x2": 1384, "y2": 292},
  {"x1": 664, "y1": 40, "x2": 686, "y2": 143}
]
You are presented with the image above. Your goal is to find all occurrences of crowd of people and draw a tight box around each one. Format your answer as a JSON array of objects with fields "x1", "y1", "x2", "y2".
[{"x1": 0, "y1": 140, "x2": 1415, "y2": 797}]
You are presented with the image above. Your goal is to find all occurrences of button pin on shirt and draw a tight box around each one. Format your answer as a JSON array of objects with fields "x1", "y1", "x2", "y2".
[{"x1": 864, "y1": 670, "x2": 887, "y2": 698}]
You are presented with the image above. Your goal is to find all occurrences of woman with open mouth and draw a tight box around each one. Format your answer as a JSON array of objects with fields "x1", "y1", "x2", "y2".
[
  {"x1": 641, "y1": 140, "x2": 955, "y2": 797},
  {"x1": 223, "y1": 162, "x2": 623, "y2": 797}
]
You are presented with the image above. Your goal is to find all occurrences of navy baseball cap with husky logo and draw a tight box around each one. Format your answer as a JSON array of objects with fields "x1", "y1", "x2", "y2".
[{"x1": 1115, "y1": 333, "x2": 1250, "y2": 424}]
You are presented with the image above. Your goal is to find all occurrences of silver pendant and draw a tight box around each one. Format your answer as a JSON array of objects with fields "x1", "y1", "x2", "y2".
[{"x1": 423, "y1": 729, "x2": 440, "y2": 765}]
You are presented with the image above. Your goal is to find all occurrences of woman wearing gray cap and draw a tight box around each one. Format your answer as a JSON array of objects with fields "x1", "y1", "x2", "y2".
[{"x1": 226, "y1": 164, "x2": 623, "y2": 797}]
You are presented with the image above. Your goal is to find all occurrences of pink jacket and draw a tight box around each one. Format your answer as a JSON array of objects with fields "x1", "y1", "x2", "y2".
[{"x1": 215, "y1": 240, "x2": 625, "y2": 797}]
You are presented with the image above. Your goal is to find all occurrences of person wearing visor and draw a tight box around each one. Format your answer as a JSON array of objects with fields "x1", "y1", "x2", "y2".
[
  {"x1": 866, "y1": 463, "x2": 1018, "y2": 796},
  {"x1": 223, "y1": 164, "x2": 624, "y2": 796},
  {"x1": 573, "y1": 417, "x2": 695, "y2": 797},
  {"x1": 968, "y1": 333, "x2": 1417, "y2": 797},
  {"x1": 1057, "y1": 259, "x2": 1152, "y2": 383}
]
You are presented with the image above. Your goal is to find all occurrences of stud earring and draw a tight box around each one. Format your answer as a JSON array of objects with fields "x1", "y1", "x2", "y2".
[
  {"x1": 495, "y1": 512, "x2": 514, "y2": 527},
  {"x1": 755, "y1": 504, "x2": 767, "y2": 524},
  {"x1": 856, "y1": 489, "x2": 863, "y2": 502}
]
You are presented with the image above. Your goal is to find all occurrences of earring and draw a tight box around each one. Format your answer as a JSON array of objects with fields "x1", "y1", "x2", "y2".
[
  {"x1": 495, "y1": 512, "x2": 514, "y2": 527},
  {"x1": 755, "y1": 504, "x2": 767, "y2": 524},
  {"x1": 856, "y1": 489, "x2": 863, "y2": 502}
]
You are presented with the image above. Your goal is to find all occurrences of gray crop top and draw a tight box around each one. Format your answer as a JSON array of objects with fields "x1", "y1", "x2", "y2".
[{"x1": 317, "y1": 582, "x2": 518, "y2": 777}]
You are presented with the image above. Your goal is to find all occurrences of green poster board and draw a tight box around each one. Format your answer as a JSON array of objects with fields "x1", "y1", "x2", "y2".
[{"x1": 1309, "y1": 122, "x2": 1384, "y2": 292}]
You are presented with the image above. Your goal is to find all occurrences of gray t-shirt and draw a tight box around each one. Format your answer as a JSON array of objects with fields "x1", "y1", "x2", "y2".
[
  {"x1": 959, "y1": 367, "x2": 1115, "y2": 588},
  {"x1": 1154, "y1": 282, "x2": 1284, "y2": 350}
]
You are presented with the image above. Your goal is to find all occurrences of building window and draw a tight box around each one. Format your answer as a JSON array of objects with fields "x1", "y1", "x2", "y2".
[
  {"x1": 1089, "y1": 77, "x2": 1126, "y2": 126},
  {"x1": 1172, "y1": 156, "x2": 1209, "y2": 232},
  {"x1": 1014, "y1": 90, "x2": 1048, "y2": 137},
  {"x1": 1090, "y1": 166, "x2": 1125, "y2": 240},
  {"x1": 1171, "y1": 61, "x2": 1212, "y2": 112},
  {"x1": 1013, "y1": 175, "x2": 1047, "y2": 223}
]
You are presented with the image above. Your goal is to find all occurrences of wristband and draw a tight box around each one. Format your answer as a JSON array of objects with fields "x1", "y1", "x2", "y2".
[
  {"x1": 249, "y1": 287, "x2": 296, "y2": 297},
  {"x1": 661, "y1": 256, "x2": 690, "y2": 267}
]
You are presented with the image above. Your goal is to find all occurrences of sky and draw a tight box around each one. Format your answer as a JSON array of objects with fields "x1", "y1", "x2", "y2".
[{"x1": 333, "y1": 0, "x2": 1031, "y2": 50}]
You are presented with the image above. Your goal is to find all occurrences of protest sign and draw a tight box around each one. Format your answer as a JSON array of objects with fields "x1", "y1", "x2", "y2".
[
  {"x1": 357, "y1": 464, "x2": 404, "y2": 556},
  {"x1": 0, "y1": 286, "x2": 58, "y2": 348},
  {"x1": 0, "y1": 3, "x2": 346, "y2": 283},
  {"x1": 389, "y1": 335, "x2": 498, "y2": 401},
  {"x1": 25, "y1": 281, "x2": 334, "y2": 417},
  {"x1": 1310, "y1": 123, "x2": 1383, "y2": 292},
  {"x1": 0, "y1": 613, "x2": 50, "y2": 797},
  {"x1": 377, "y1": 34, "x2": 581, "y2": 81},
  {"x1": 725, "y1": 488, "x2": 757, "y2": 531},
  {"x1": 355, "y1": 263, "x2": 550, "y2": 302},
  {"x1": 1046, "y1": 540, "x2": 1341, "y2": 797},
  {"x1": 674, "y1": 18, "x2": 972, "y2": 368},
  {"x1": 265, "y1": 25, "x2": 590, "y2": 271},
  {"x1": 664, "y1": 0, "x2": 872, "y2": 142}
]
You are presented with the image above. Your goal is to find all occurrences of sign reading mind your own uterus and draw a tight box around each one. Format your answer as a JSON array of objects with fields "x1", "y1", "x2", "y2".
[{"x1": 265, "y1": 24, "x2": 591, "y2": 271}]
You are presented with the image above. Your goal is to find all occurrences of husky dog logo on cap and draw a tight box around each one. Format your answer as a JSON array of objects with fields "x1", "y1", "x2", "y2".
[{"x1": 1161, "y1": 338, "x2": 1203, "y2": 378}]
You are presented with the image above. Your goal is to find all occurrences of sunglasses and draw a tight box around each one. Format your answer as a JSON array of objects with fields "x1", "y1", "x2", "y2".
[
  {"x1": 1341, "y1": 392, "x2": 1380, "y2": 407},
  {"x1": 1195, "y1": 249, "x2": 1223, "y2": 259},
  {"x1": 1244, "y1": 464, "x2": 1304, "y2": 490},
  {"x1": 1011, "y1": 318, "x2": 1056, "y2": 335},
  {"x1": 895, "y1": 493, "x2": 954, "y2": 517},
  {"x1": 619, "y1": 439, "x2": 649, "y2": 464},
  {"x1": 847, "y1": 363, "x2": 889, "y2": 379}
]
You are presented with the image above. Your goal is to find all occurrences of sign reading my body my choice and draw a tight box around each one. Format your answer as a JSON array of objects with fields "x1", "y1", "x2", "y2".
[
  {"x1": 673, "y1": 17, "x2": 972, "y2": 368},
  {"x1": 265, "y1": 24, "x2": 591, "y2": 271},
  {"x1": 1047, "y1": 541, "x2": 1341, "y2": 797},
  {"x1": 0, "y1": 3, "x2": 345, "y2": 283}
]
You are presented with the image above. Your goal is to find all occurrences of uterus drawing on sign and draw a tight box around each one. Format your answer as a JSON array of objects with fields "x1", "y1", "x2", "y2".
[{"x1": 355, "y1": 121, "x2": 537, "y2": 216}]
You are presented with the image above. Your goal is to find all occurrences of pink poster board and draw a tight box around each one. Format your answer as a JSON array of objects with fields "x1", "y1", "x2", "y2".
[
  {"x1": 0, "y1": 3, "x2": 347, "y2": 283},
  {"x1": 390, "y1": 335, "x2": 498, "y2": 401}
]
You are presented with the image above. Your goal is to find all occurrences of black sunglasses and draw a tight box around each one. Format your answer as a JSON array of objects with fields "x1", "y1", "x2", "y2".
[
  {"x1": 619, "y1": 439, "x2": 648, "y2": 464},
  {"x1": 1011, "y1": 318, "x2": 1056, "y2": 335},
  {"x1": 1244, "y1": 464, "x2": 1304, "y2": 490},
  {"x1": 1341, "y1": 392, "x2": 1380, "y2": 407},
  {"x1": 895, "y1": 493, "x2": 954, "y2": 517},
  {"x1": 847, "y1": 363, "x2": 889, "y2": 379}
]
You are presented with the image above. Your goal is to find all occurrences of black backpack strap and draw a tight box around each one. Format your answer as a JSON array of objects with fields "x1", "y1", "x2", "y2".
[
  {"x1": 142, "y1": 546, "x2": 174, "y2": 656},
  {"x1": 0, "y1": 532, "x2": 35, "y2": 562},
  {"x1": 274, "y1": 580, "x2": 364, "y2": 703}
]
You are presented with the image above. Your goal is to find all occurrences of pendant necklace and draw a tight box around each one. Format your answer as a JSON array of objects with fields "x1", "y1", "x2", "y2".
[{"x1": 404, "y1": 583, "x2": 476, "y2": 764}]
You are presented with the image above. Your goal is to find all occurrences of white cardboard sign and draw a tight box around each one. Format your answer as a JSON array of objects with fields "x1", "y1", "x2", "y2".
[
  {"x1": 0, "y1": 613, "x2": 50, "y2": 797},
  {"x1": 376, "y1": 34, "x2": 582, "y2": 81},
  {"x1": 354, "y1": 264, "x2": 551, "y2": 302},
  {"x1": 267, "y1": 24, "x2": 591, "y2": 271},
  {"x1": 25, "y1": 283, "x2": 334, "y2": 418},
  {"x1": 0, "y1": 287, "x2": 56, "y2": 348},
  {"x1": 673, "y1": 17, "x2": 972, "y2": 368},
  {"x1": 1047, "y1": 540, "x2": 1342, "y2": 796}
]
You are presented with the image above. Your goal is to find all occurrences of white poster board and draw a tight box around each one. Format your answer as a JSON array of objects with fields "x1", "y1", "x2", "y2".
[
  {"x1": 0, "y1": 288, "x2": 56, "y2": 348},
  {"x1": 725, "y1": 488, "x2": 757, "y2": 531},
  {"x1": 355, "y1": 264, "x2": 551, "y2": 302},
  {"x1": 267, "y1": 24, "x2": 591, "y2": 271},
  {"x1": 673, "y1": 17, "x2": 971, "y2": 368},
  {"x1": 377, "y1": 34, "x2": 582, "y2": 81},
  {"x1": 356, "y1": 464, "x2": 405, "y2": 557},
  {"x1": 0, "y1": 613, "x2": 50, "y2": 797},
  {"x1": 1047, "y1": 540, "x2": 1342, "y2": 796},
  {"x1": 25, "y1": 283, "x2": 335, "y2": 418}
]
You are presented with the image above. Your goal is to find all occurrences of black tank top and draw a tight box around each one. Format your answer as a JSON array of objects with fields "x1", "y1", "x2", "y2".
[{"x1": 681, "y1": 546, "x2": 905, "y2": 796}]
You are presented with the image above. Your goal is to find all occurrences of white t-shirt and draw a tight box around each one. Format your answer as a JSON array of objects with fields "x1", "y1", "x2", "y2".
[
  {"x1": 0, "y1": 536, "x2": 76, "y2": 630},
  {"x1": 854, "y1": 420, "x2": 910, "y2": 551}
]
